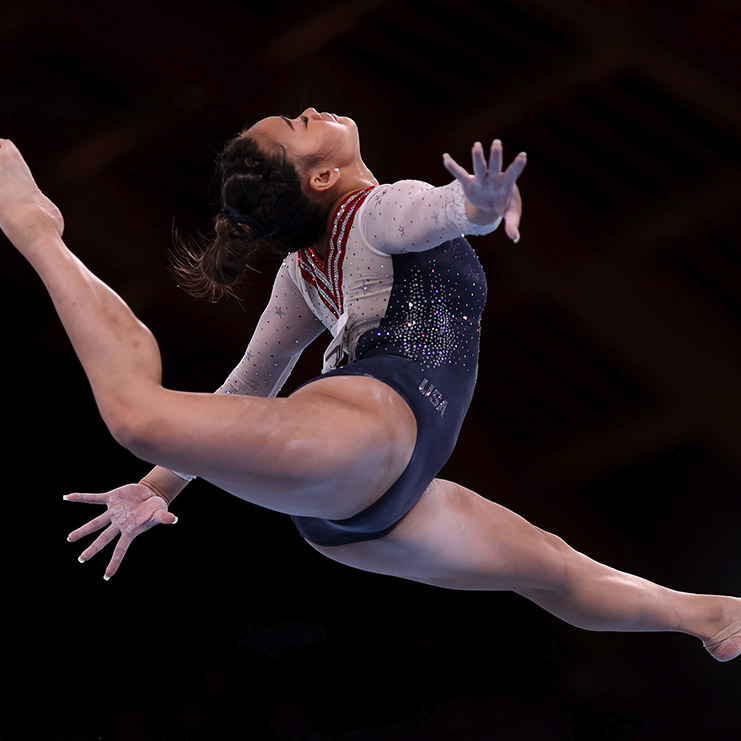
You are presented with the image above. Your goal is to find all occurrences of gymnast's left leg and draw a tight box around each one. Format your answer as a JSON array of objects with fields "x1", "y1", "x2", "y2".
[{"x1": 309, "y1": 478, "x2": 741, "y2": 662}]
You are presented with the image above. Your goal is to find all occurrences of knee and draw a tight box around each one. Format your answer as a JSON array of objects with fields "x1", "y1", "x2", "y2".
[
  {"x1": 528, "y1": 528, "x2": 584, "y2": 592},
  {"x1": 105, "y1": 405, "x2": 146, "y2": 452},
  {"x1": 535, "y1": 527, "x2": 570, "y2": 557}
]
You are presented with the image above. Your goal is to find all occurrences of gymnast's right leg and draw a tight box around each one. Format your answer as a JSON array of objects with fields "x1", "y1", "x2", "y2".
[{"x1": 309, "y1": 478, "x2": 741, "y2": 661}]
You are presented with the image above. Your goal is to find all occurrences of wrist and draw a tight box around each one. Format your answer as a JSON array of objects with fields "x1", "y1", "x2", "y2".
[
  {"x1": 139, "y1": 478, "x2": 173, "y2": 505},
  {"x1": 139, "y1": 466, "x2": 189, "y2": 506}
]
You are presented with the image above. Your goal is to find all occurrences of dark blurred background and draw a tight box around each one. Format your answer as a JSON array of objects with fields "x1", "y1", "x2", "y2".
[{"x1": 3, "y1": 0, "x2": 741, "y2": 738}]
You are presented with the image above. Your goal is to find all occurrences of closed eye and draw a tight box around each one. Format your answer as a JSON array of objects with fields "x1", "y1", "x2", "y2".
[{"x1": 300, "y1": 115, "x2": 309, "y2": 127}]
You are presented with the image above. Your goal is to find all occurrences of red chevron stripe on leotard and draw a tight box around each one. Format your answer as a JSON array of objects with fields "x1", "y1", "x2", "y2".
[{"x1": 297, "y1": 187, "x2": 374, "y2": 319}]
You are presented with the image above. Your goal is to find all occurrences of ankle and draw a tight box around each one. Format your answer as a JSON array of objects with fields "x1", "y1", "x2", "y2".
[{"x1": 691, "y1": 596, "x2": 741, "y2": 642}]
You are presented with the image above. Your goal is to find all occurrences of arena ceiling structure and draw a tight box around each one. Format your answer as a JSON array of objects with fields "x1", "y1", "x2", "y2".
[{"x1": 4, "y1": 1, "x2": 741, "y2": 738}]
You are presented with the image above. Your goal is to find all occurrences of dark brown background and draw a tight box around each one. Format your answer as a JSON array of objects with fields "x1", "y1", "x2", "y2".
[{"x1": 3, "y1": 0, "x2": 741, "y2": 738}]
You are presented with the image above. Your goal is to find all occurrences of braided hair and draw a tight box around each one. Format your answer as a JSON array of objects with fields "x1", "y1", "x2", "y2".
[{"x1": 173, "y1": 132, "x2": 327, "y2": 301}]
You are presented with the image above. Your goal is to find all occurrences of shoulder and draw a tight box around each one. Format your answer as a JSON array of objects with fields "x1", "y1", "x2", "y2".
[
  {"x1": 276, "y1": 253, "x2": 302, "y2": 287},
  {"x1": 363, "y1": 180, "x2": 434, "y2": 206},
  {"x1": 276, "y1": 254, "x2": 292, "y2": 274},
  {"x1": 357, "y1": 180, "x2": 436, "y2": 222}
]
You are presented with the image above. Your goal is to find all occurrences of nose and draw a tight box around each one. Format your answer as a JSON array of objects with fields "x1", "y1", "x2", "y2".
[{"x1": 301, "y1": 107, "x2": 321, "y2": 120}]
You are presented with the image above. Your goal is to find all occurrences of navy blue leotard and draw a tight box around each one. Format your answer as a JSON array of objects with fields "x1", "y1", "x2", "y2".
[{"x1": 212, "y1": 180, "x2": 498, "y2": 545}]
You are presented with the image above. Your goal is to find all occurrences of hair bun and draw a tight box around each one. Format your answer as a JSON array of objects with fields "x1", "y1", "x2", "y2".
[{"x1": 220, "y1": 205, "x2": 272, "y2": 240}]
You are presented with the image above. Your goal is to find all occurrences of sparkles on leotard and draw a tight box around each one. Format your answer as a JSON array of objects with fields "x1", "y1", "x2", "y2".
[{"x1": 215, "y1": 179, "x2": 500, "y2": 545}]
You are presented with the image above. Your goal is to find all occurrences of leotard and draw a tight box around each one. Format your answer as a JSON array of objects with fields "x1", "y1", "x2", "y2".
[{"x1": 215, "y1": 179, "x2": 500, "y2": 545}]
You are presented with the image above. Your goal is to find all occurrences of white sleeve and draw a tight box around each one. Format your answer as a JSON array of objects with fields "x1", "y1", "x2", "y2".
[
  {"x1": 356, "y1": 179, "x2": 502, "y2": 255},
  {"x1": 173, "y1": 260, "x2": 324, "y2": 481},
  {"x1": 216, "y1": 258, "x2": 325, "y2": 398}
]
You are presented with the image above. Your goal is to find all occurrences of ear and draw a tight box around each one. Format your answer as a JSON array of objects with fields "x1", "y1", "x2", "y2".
[{"x1": 307, "y1": 166, "x2": 341, "y2": 195}]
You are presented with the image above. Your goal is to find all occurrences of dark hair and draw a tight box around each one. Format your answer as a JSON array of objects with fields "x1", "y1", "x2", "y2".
[{"x1": 173, "y1": 132, "x2": 328, "y2": 301}]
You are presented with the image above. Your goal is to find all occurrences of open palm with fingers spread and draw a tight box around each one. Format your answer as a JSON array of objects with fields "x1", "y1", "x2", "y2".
[
  {"x1": 65, "y1": 484, "x2": 178, "y2": 580},
  {"x1": 443, "y1": 139, "x2": 526, "y2": 242}
]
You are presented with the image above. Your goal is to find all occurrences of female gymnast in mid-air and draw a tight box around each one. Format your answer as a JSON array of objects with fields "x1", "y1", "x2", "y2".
[{"x1": 2, "y1": 108, "x2": 740, "y2": 661}]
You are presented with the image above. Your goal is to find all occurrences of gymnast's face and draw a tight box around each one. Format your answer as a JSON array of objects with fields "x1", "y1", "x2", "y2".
[{"x1": 247, "y1": 108, "x2": 361, "y2": 174}]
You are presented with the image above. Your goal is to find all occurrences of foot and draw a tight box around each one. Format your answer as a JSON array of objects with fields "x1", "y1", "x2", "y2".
[
  {"x1": 703, "y1": 619, "x2": 741, "y2": 662},
  {"x1": 0, "y1": 139, "x2": 64, "y2": 252}
]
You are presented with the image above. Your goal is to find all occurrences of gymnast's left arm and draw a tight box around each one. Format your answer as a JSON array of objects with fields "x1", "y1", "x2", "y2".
[{"x1": 358, "y1": 139, "x2": 525, "y2": 254}]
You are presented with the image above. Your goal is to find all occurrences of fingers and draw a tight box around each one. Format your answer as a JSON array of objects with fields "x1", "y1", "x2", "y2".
[
  {"x1": 104, "y1": 534, "x2": 133, "y2": 581},
  {"x1": 64, "y1": 492, "x2": 110, "y2": 505},
  {"x1": 445, "y1": 141, "x2": 526, "y2": 191},
  {"x1": 67, "y1": 511, "x2": 112, "y2": 543},
  {"x1": 471, "y1": 142, "x2": 488, "y2": 181},
  {"x1": 505, "y1": 215, "x2": 521, "y2": 243},
  {"x1": 153, "y1": 510, "x2": 178, "y2": 525},
  {"x1": 489, "y1": 139, "x2": 503, "y2": 178},
  {"x1": 442, "y1": 153, "x2": 471, "y2": 183},
  {"x1": 504, "y1": 185, "x2": 522, "y2": 243},
  {"x1": 78, "y1": 524, "x2": 118, "y2": 563},
  {"x1": 100, "y1": 511, "x2": 176, "y2": 580},
  {"x1": 500, "y1": 151, "x2": 525, "y2": 243},
  {"x1": 490, "y1": 141, "x2": 525, "y2": 243},
  {"x1": 64, "y1": 493, "x2": 113, "y2": 543},
  {"x1": 502, "y1": 151, "x2": 527, "y2": 190}
]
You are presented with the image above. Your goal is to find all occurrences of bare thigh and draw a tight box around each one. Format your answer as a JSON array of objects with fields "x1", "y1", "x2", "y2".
[
  {"x1": 308, "y1": 478, "x2": 569, "y2": 591},
  {"x1": 128, "y1": 375, "x2": 417, "y2": 520}
]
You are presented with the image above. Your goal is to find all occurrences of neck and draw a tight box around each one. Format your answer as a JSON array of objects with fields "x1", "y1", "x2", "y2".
[{"x1": 312, "y1": 164, "x2": 378, "y2": 259}]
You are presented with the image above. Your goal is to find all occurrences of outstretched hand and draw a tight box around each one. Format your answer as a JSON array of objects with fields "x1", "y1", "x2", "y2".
[
  {"x1": 65, "y1": 483, "x2": 178, "y2": 580},
  {"x1": 443, "y1": 139, "x2": 526, "y2": 242}
]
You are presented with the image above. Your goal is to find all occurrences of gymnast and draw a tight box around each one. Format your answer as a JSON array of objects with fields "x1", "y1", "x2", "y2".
[{"x1": 2, "y1": 108, "x2": 740, "y2": 662}]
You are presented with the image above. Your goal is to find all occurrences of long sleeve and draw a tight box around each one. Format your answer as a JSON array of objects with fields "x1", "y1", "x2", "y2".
[
  {"x1": 216, "y1": 258, "x2": 325, "y2": 398},
  {"x1": 171, "y1": 259, "x2": 324, "y2": 481},
  {"x1": 357, "y1": 178, "x2": 501, "y2": 255}
]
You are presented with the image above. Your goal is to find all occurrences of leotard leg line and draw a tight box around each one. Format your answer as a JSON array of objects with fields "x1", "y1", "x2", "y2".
[{"x1": 289, "y1": 351, "x2": 478, "y2": 546}]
